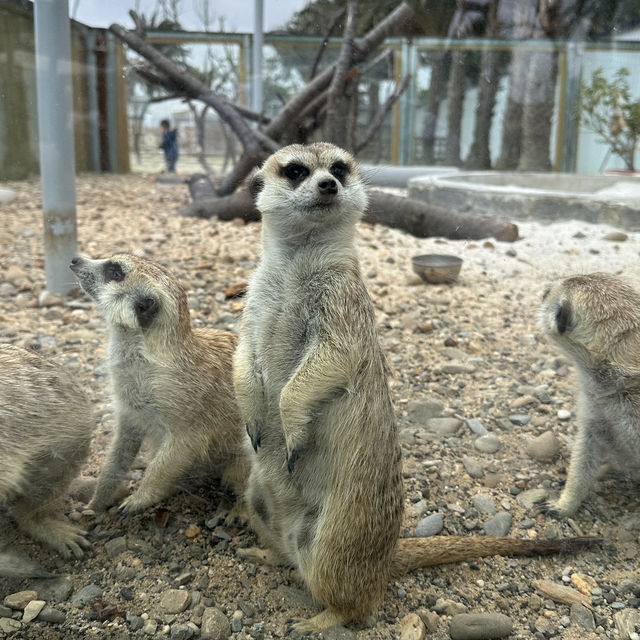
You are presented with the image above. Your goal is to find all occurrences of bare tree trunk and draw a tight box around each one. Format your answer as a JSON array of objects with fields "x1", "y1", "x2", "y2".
[
  {"x1": 465, "y1": 0, "x2": 502, "y2": 170},
  {"x1": 517, "y1": 44, "x2": 556, "y2": 171},
  {"x1": 495, "y1": 0, "x2": 537, "y2": 170},
  {"x1": 422, "y1": 51, "x2": 447, "y2": 164},
  {"x1": 326, "y1": 0, "x2": 359, "y2": 144},
  {"x1": 445, "y1": 49, "x2": 467, "y2": 166}
]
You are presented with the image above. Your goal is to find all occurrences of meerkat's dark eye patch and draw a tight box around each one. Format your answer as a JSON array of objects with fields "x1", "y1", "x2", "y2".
[
  {"x1": 555, "y1": 300, "x2": 572, "y2": 333},
  {"x1": 282, "y1": 163, "x2": 310, "y2": 186},
  {"x1": 330, "y1": 161, "x2": 349, "y2": 184},
  {"x1": 134, "y1": 296, "x2": 159, "y2": 329},
  {"x1": 104, "y1": 261, "x2": 125, "y2": 283}
]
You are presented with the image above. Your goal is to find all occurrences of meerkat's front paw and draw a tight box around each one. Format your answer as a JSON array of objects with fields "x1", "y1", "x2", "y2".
[
  {"x1": 536, "y1": 500, "x2": 573, "y2": 519},
  {"x1": 246, "y1": 421, "x2": 264, "y2": 452},
  {"x1": 118, "y1": 493, "x2": 153, "y2": 516},
  {"x1": 44, "y1": 520, "x2": 91, "y2": 560}
]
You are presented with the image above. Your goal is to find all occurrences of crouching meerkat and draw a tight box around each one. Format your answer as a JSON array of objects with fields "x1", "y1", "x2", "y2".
[
  {"x1": 539, "y1": 272, "x2": 640, "y2": 517},
  {"x1": 71, "y1": 253, "x2": 248, "y2": 515},
  {"x1": 233, "y1": 142, "x2": 600, "y2": 633},
  {"x1": 0, "y1": 345, "x2": 92, "y2": 577}
]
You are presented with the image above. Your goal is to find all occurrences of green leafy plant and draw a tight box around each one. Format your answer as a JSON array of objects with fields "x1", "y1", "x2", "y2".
[{"x1": 579, "y1": 67, "x2": 640, "y2": 171}]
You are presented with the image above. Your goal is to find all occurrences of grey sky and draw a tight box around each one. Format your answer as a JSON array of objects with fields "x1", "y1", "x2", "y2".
[{"x1": 70, "y1": 0, "x2": 309, "y2": 32}]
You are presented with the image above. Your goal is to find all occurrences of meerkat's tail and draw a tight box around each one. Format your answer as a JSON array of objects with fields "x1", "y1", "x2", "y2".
[
  {"x1": 0, "y1": 549, "x2": 56, "y2": 579},
  {"x1": 390, "y1": 536, "x2": 603, "y2": 578}
]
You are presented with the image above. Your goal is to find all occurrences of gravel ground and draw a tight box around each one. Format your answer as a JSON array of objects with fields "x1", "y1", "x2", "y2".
[{"x1": 0, "y1": 173, "x2": 639, "y2": 640}]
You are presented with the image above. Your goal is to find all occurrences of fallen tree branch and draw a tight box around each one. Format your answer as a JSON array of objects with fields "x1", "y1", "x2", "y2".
[{"x1": 180, "y1": 182, "x2": 519, "y2": 242}]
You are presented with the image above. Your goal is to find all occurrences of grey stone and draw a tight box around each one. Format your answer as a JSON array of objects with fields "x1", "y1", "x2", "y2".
[
  {"x1": 231, "y1": 610, "x2": 243, "y2": 632},
  {"x1": 434, "y1": 598, "x2": 467, "y2": 616},
  {"x1": 614, "y1": 609, "x2": 640, "y2": 640},
  {"x1": 201, "y1": 607, "x2": 231, "y2": 640},
  {"x1": 483, "y1": 512, "x2": 512, "y2": 537},
  {"x1": 127, "y1": 612, "x2": 145, "y2": 631},
  {"x1": 449, "y1": 612, "x2": 513, "y2": 640},
  {"x1": 516, "y1": 488, "x2": 548, "y2": 510},
  {"x1": 604, "y1": 231, "x2": 629, "y2": 241},
  {"x1": 3, "y1": 591, "x2": 37, "y2": 610},
  {"x1": 0, "y1": 606, "x2": 10, "y2": 618},
  {"x1": 105, "y1": 536, "x2": 128, "y2": 558},
  {"x1": 525, "y1": 431, "x2": 561, "y2": 461},
  {"x1": 415, "y1": 513, "x2": 444, "y2": 537},
  {"x1": 0, "y1": 618, "x2": 21, "y2": 635},
  {"x1": 474, "y1": 434, "x2": 500, "y2": 454},
  {"x1": 462, "y1": 456, "x2": 484, "y2": 478},
  {"x1": 570, "y1": 604, "x2": 595, "y2": 630},
  {"x1": 442, "y1": 361, "x2": 476, "y2": 374},
  {"x1": 22, "y1": 600, "x2": 45, "y2": 623},
  {"x1": 425, "y1": 417, "x2": 462, "y2": 436},
  {"x1": 171, "y1": 622, "x2": 195, "y2": 639},
  {"x1": 466, "y1": 420, "x2": 488, "y2": 436},
  {"x1": 557, "y1": 409, "x2": 571, "y2": 421},
  {"x1": 472, "y1": 494, "x2": 496, "y2": 515},
  {"x1": 31, "y1": 577, "x2": 73, "y2": 603},
  {"x1": 408, "y1": 400, "x2": 445, "y2": 423},
  {"x1": 508, "y1": 414, "x2": 530, "y2": 426},
  {"x1": 143, "y1": 619, "x2": 157, "y2": 635},
  {"x1": 321, "y1": 626, "x2": 357, "y2": 639},
  {"x1": 37, "y1": 606, "x2": 65, "y2": 624},
  {"x1": 160, "y1": 589, "x2": 191, "y2": 614},
  {"x1": 71, "y1": 584, "x2": 103, "y2": 607}
]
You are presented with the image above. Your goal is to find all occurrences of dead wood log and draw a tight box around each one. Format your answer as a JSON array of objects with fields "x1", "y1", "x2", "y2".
[
  {"x1": 364, "y1": 190, "x2": 519, "y2": 242},
  {"x1": 180, "y1": 182, "x2": 518, "y2": 242}
]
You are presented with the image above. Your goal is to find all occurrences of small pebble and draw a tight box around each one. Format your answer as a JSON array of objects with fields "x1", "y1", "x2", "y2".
[
  {"x1": 483, "y1": 512, "x2": 512, "y2": 537},
  {"x1": 449, "y1": 612, "x2": 513, "y2": 639},
  {"x1": 415, "y1": 513, "x2": 444, "y2": 537},
  {"x1": 474, "y1": 434, "x2": 500, "y2": 454}
]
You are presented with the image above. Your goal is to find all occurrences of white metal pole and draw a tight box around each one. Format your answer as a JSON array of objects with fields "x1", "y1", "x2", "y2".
[
  {"x1": 253, "y1": 0, "x2": 264, "y2": 115},
  {"x1": 34, "y1": 0, "x2": 78, "y2": 295}
]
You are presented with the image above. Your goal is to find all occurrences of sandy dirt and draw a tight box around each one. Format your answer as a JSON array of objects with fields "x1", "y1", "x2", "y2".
[{"x1": 0, "y1": 173, "x2": 638, "y2": 639}]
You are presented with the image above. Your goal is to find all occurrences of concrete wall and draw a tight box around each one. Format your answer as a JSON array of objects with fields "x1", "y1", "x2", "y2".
[{"x1": 0, "y1": 0, "x2": 129, "y2": 180}]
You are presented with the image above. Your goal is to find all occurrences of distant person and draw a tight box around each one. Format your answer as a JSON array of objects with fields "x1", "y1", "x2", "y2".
[{"x1": 159, "y1": 119, "x2": 178, "y2": 173}]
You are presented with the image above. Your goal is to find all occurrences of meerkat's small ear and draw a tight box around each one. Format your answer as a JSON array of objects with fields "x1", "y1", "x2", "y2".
[
  {"x1": 249, "y1": 169, "x2": 265, "y2": 202},
  {"x1": 134, "y1": 295, "x2": 159, "y2": 329},
  {"x1": 555, "y1": 300, "x2": 572, "y2": 333}
]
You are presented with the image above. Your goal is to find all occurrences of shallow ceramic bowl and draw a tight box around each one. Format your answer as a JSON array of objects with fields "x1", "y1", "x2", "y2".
[{"x1": 411, "y1": 254, "x2": 463, "y2": 284}]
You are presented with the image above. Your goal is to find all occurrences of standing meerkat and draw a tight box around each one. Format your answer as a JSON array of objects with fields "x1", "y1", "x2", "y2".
[
  {"x1": 539, "y1": 272, "x2": 640, "y2": 517},
  {"x1": 234, "y1": 142, "x2": 600, "y2": 633},
  {"x1": 71, "y1": 253, "x2": 248, "y2": 515},
  {"x1": 0, "y1": 344, "x2": 92, "y2": 577}
]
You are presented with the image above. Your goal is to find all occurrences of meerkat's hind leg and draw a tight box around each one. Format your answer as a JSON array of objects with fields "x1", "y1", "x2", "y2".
[{"x1": 290, "y1": 610, "x2": 346, "y2": 634}]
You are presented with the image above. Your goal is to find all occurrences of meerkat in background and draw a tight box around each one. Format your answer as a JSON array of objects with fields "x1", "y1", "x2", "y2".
[
  {"x1": 71, "y1": 253, "x2": 248, "y2": 515},
  {"x1": 0, "y1": 345, "x2": 92, "y2": 577},
  {"x1": 233, "y1": 143, "x2": 600, "y2": 633},
  {"x1": 539, "y1": 272, "x2": 640, "y2": 517}
]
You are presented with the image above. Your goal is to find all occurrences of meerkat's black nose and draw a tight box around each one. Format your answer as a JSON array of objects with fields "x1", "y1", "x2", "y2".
[
  {"x1": 70, "y1": 257, "x2": 80, "y2": 265},
  {"x1": 318, "y1": 178, "x2": 338, "y2": 195}
]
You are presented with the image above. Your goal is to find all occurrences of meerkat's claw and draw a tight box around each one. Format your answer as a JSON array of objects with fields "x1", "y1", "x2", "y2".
[
  {"x1": 536, "y1": 500, "x2": 569, "y2": 519},
  {"x1": 246, "y1": 422, "x2": 263, "y2": 452},
  {"x1": 118, "y1": 495, "x2": 149, "y2": 517}
]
